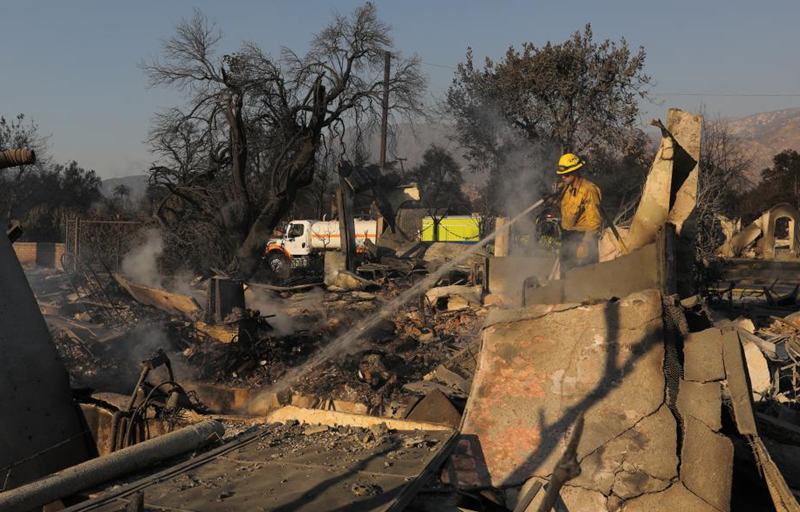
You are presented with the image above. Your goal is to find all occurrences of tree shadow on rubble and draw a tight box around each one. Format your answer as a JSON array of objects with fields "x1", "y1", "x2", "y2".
[
  {"x1": 271, "y1": 437, "x2": 421, "y2": 512},
  {"x1": 502, "y1": 296, "x2": 665, "y2": 486}
]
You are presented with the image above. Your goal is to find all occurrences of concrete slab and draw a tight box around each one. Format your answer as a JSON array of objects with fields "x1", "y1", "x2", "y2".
[
  {"x1": 451, "y1": 290, "x2": 665, "y2": 489},
  {"x1": 525, "y1": 226, "x2": 676, "y2": 305},
  {"x1": 65, "y1": 413, "x2": 456, "y2": 512},
  {"x1": 626, "y1": 133, "x2": 674, "y2": 251},
  {"x1": 666, "y1": 109, "x2": 702, "y2": 235},
  {"x1": 743, "y1": 342, "x2": 771, "y2": 398},
  {"x1": 721, "y1": 330, "x2": 758, "y2": 436},
  {"x1": 676, "y1": 380, "x2": 722, "y2": 432},
  {"x1": 487, "y1": 256, "x2": 555, "y2": 305},
  {"x1": 572, "y1": 405, "x2": 677, "y2": 497},
  {"x1": 620, "y1": 482, "x2": 720, "y2": 512},
  {"x1": 627, "y1": 109, "x2": 700, "y2": 250},
  {"x1": 525, "y1": 483, "x2": 608, "y2": 512},
  {"x1": 679, "y1": 417, "x2": 733, "y2": 512},
  {"x1": 425, "y1": 285, "x2": 482, "y2": 306},
  {"x1": 683, "y1": 329, "x2": 725, "y2": 383}
]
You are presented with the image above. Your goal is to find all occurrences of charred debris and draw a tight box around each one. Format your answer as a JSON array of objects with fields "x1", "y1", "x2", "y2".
[{"x1": 5, "y1": 110, "x2": 800, "y2": 511}]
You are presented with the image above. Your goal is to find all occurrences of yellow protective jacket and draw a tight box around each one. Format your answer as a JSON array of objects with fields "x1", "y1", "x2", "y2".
[{"x1": 560, "y1": 177, "x2": 602, "y2": 233}]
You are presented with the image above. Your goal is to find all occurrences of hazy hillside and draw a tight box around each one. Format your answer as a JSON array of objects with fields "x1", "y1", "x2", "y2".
[{"x1": 725, "y1": 107, "x2": 800, "y2": 182}]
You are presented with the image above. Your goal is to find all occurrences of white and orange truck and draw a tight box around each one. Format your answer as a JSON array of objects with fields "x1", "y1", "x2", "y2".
[{"x1": 263, "y1": 219, "x2": 379, "y2": 277}]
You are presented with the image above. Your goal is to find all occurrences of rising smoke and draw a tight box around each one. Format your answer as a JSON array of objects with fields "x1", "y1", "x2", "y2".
[
  {"x1": 121, "y1": 228, "x2": 164, "y2": 288},
  {"x1": 246, "y1": 286, "x2": 329, "y2": 336}
]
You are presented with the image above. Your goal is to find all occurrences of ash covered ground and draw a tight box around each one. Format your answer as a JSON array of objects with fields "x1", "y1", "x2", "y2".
[{"x1": 28, "y1": 266, "x2": 486, "y2": 412}]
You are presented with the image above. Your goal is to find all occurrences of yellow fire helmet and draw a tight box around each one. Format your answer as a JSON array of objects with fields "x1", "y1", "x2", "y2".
[{"x1": 557, "y1": 153, "x2": 585, "y2": 175}]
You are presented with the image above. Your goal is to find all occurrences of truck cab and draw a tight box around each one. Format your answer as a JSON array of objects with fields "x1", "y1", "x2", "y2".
[
  {"x1": 270, "y1": 221, "x2": 312, "y2": 257},
  {"x1": 264, "y1": 221, "x2": 312, "y2": 277},
  {"x1": 264, "y1": 218, "x2": 378, "y2": 278}
]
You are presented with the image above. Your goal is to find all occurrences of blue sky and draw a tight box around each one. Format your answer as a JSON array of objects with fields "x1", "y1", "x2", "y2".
[{"x1": 2, "y1": 0, "x2": 800, "y2": 178}]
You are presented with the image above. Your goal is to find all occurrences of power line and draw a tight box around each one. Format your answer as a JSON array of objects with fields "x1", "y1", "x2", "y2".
[
  {"x1": 420, "y1": 60, "x2": 458, "y2": 70},
  {"x1": 417, "y1": 62, "x2": 800, "y2": 98},
  {"x1": 654, "y1": 93, "x2": 800, "y2": 98}
]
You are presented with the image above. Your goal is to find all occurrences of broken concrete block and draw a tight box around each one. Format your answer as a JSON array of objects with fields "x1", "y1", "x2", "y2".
[
  {"x1": 303, "y1": 424, "x2": 330, "y2": 435},
  {"x1": 404, "y1": 389, "x2": 462, "y2": 429},
  {"x1": 453, "y1": 290, "x2": 665, "y2": 489},
  {"x1": 721, "y1": 330, "x2": 758, "y2": 436},
  {"x1": 738, "y1": 328, "x2": 785, "y2": 361},
  {"x1": 666, "y1": 109, "x2": 702, "y2": 235},
  {"x1": 425, "y1": 338, "x2": 480, "y2": 394},
  {"x1": 425, "y1": 285, "x2": 482, "y2": 306},
  {"x1": 676, "y1": 380, "x2": 722, "y2": 432},
  {"x1": 612, "y1": 470, "x2": 671, "y2": 501},
  {"x1": 735, "y1": 317, "x2": 756, "y2": 333},
  {"x1": 626, "y1": 132, "x2": 675, "y2": 250},
  {"x1": 626, "y1": 109, "x2": 700, "y2": 249},
  {"x1": 599, "y1": 225, "x2": 630, "y2": 262},
  {"x1": 572, "y1": 405, "x2": 677, "y2": 498},
  {"x1": 525, "y1": 227, "x2": 676, "y2": 306},
  {"x1": 621, "y1": 482, "x2": 721, "y2": 512},
  {"x1": 326, "y1": 269, "x2": 374, "y2": 291},
  {"x1": 446, "y1": 296, "x2": 470, "y2": 311},
  {"x1": 525, "y1": 483, "x2": 607, "y2": 512},
  {"x1": 743, "y1": 341, "x2": 771, "y2": 399},
  {"x1": 291, "y1": 394, "x2": 320, "y2": 409},
  {"x1": 488, "y1": 255, "x2": 556, "y2": 305},
  {"x1": 679, "y1": 416, "x2": 733, "y2": 512},
  {"x1": 683, "y1": 328, "x2": 725, "y2": 383},
  {"x1": 422, "y1": 242, "x2": 472, "y2": 263}
]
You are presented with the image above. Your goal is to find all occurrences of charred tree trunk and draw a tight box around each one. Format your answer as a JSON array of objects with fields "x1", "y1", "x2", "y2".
[
  {"x1": 223, "y1": 89, "x2": 251, "y2": 236},
  {"x1": 232, "y1": 83, "x2": 327, "y2": 277}
]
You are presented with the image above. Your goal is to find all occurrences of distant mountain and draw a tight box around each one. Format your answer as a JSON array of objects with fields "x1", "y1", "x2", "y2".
[
  {"x1": 724, "y1": 107, "x2": 800, "y2": 182},
  {"x1": 100, "y1": 175, "x2": 149, "y2": 201}
]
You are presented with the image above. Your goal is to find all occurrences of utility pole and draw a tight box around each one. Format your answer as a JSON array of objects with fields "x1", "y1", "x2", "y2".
[
  {"x1": 379, "y1": 51, "x2": 391, "y2": 168},
  {"x1": 336, "y1": 161, "x2": 357, "y2": 272}
]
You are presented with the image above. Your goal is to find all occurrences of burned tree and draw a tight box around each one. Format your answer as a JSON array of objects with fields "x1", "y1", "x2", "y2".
[
  {"x1": 446, "y1": 25, "x2": 651, "y2": 212},
  {"x1": 142, "y1": 4, "x2": 425, "y2": 275},
  {"x1": 694, "y1": 113, "x2": 752, "y2": 260}
]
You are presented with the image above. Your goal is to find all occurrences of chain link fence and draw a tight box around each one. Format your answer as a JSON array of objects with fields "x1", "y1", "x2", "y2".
[{"x1": 64, "y1": 218, "x2": 146, "y2": 272}]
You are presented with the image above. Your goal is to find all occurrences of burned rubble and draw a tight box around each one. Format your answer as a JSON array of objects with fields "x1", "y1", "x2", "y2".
[{"x1": 6, "y1": 109, "x2": 800, "y2": 512}]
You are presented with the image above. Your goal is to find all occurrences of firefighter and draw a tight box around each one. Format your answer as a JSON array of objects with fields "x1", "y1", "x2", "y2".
[{"x1": 556, "y1": 153, "x2": 602, "y2": 276}]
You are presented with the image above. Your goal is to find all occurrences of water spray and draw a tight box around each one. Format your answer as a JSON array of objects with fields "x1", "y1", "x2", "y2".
[{"x1": 254, "y1": 197, "x2": 547, "y2": 404}]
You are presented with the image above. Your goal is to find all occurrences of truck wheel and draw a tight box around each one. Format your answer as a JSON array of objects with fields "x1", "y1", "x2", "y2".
[{"x1": 266, "y1": 252, "x2": 291, "y2": 279}]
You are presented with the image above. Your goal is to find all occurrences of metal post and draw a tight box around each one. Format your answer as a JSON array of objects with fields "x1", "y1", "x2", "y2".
[
  {"x1": 336, "y1": 162, "x2": 357, "y2": 272},
  {"x1": 379, "y1": 50, "x2": 391, "y2": 168},
  {"x1": 75, "y1": 218, "x2": 81, "y2": 261}
]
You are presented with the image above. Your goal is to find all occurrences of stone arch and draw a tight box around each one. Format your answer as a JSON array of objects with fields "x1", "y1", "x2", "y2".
[{"x1": 759, "y1": 203, "x2": 800, "y2": 259}]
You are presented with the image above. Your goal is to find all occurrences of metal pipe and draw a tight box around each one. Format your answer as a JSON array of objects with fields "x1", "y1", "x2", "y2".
[
  {"x1": 0, "y1": 149, "x2": 35, "y2": 170},
  {"x1": 0, "y1": 420, "x2": 224, "y2": 512}
]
